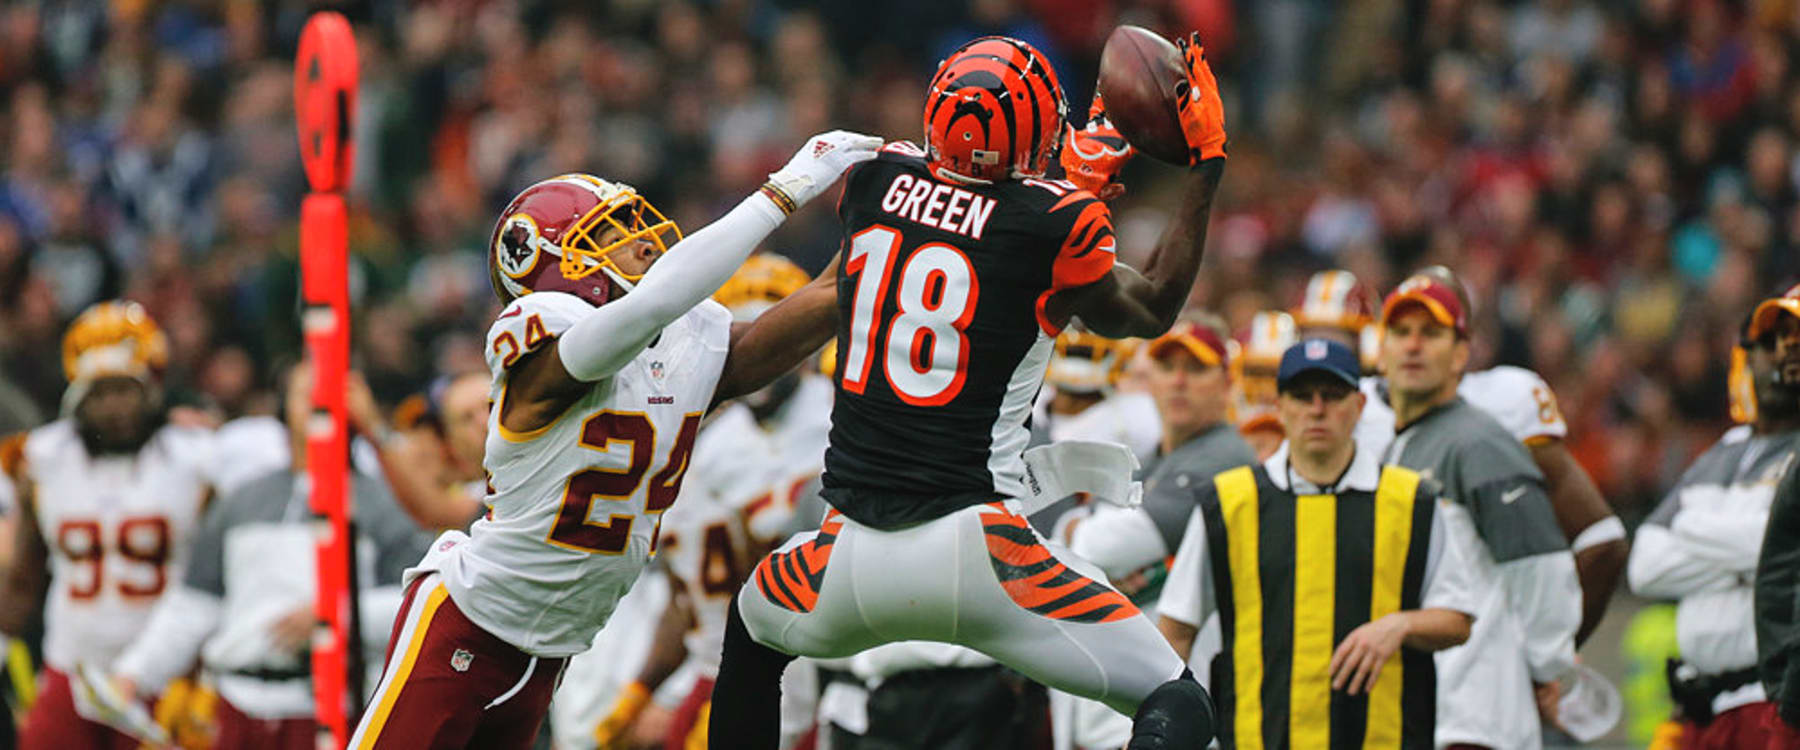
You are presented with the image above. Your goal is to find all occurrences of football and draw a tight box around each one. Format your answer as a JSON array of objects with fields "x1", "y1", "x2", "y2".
[{"x1": 1096, "y1": 25, "x2": 1188, "y2": 165}]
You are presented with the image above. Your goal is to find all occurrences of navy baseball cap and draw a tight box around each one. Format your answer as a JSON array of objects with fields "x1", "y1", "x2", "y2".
[{"x1": 1277, "y1": 338, "x2": 1360, "y2": 392}]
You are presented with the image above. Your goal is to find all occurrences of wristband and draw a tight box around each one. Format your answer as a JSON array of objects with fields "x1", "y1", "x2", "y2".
[
  {"x1": 1571, "y1": 516, "x2": 1625, "y2": 554},
  {"x1": 759, "y1": 182, "x2": 798, "y2": 216}
]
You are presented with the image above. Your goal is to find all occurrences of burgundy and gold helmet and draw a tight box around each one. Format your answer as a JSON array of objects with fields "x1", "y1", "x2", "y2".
[
  {"x1": 487, "y1": 174, "x2": 681, "y2": 307},
  {"x1": 1293, "y1": 269, "x2": 1379, "y2": 333},
  {"x1": 924, "y1": 36, "x2": 1067, "y2": 184}
]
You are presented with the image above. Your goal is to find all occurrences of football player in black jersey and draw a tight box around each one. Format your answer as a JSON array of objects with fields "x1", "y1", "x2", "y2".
[{"x1": 711, "y1": 34, "x2": 1229, "y2": 749}]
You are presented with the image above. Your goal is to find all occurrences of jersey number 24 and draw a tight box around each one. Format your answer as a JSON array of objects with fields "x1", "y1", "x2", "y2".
[
  {"x1": 547, "y1": 411, "x2": 701, "y2": 555},
  {"x1": 842, "y1": 225, "x2": 980, "y2": 405}
]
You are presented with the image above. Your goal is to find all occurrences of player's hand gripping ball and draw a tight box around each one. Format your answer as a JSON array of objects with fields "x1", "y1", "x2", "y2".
[
  {"x1": 1175, "y1": 32, "x2": 1227, "y2": 165},
  {"x1": 1097, "y1": 26, "x2": 1226, "y2": 167},
  {"x1": 1060, "y1": 93, "x2": 1134, "y2": 199}
]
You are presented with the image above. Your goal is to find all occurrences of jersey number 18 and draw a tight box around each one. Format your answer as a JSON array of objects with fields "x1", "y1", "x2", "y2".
[{"x1": 842, "y1": 225, "x2": 980, "y2": 406}]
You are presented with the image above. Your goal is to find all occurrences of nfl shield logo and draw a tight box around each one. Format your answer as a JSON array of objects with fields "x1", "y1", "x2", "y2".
[
  {"x1": 450, "y1": 648, "x2": 474, "y2": 672},
  {"x1": 650, "y1": 361, "x2": 665, "y2": 380},
  {"x1": 1305, "y1": 340, "x2": 1328, "y2": 360}
]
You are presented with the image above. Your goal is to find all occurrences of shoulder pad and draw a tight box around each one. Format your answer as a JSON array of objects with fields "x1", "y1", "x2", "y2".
[
  {"x1": 1461, "y1": 366, "x2": 1567, "y2": 444},
  {"x1": 486, "y1": 292, "x2": 592, "y2": 374}
]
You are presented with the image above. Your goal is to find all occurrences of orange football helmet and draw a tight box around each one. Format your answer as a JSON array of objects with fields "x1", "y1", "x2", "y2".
[
  {"x1": 924, "y1": 36, "x2": 1067, "y2": 183},
  {"x1": 487, "y1": 174, "x2": 681, "y2": 307}
]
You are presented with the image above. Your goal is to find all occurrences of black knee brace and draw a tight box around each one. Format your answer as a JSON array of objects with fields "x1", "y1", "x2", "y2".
[{"x1": 1126, "y1": 669, "x2": 1216, "y2": 749}]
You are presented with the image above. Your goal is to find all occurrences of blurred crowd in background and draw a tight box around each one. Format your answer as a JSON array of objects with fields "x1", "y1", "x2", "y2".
[{"x1": 0, "y1": 0, "x2": 1797, "y2": 533}]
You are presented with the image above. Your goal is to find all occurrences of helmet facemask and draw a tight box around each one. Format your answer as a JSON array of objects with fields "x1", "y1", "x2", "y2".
[{"x1": 559, "y1": 188, "x2": 682, "y2": 293}]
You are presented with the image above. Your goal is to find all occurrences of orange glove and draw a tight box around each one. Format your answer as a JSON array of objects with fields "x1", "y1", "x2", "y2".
[
  {"x1": 1174, "y1": 32, "x2": 1227, "y2": 165},
  {"x1": 1060, "y1": 92, "x2": 1133, "y2": 198}
]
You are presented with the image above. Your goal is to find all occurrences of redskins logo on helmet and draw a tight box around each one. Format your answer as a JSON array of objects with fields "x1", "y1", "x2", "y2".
[
  {"x1": 487, "y1": 174, "x2": 682, "y2": 307},
  {"x1": 924, "y1": 36, "x2": 1067, "y2": 184},
  {"x1": 63, "y1": 301, "x2": 168, "y2": 384},
  {"x1": 714, "y1": 254, "x2": 811, "y2": 322}
]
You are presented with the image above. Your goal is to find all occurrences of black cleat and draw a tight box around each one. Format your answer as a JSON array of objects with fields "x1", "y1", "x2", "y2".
[{"x1": 1127, "y1": 675, "x2": 1216, "y2": 749}]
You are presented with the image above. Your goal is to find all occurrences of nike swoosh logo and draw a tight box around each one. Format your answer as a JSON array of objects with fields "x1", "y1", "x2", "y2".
[
  {"x1": 498, "y1": 307, "x2": 522, "y2": 320},
  {"x1": 1501, "y1": 486, "x2": 1527, "y2": 504}
]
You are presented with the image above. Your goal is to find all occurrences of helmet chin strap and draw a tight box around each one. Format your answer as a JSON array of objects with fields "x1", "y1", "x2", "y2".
[{"x1": 600, "y1": 266, "x2": 638, "y2": 294}]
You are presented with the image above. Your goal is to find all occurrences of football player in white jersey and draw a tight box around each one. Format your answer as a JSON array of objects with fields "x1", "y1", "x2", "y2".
[
  {"x1": 1351, "y1": 266, "x2": 1626, "y2": 650},
  {"x1": 349, "y1": 130, "x2": 879, "y2": 750},
  {"x1": 0, "y1": 301, "x2": 217, "y2": 750},
  {"x1": 587, "y1": 254, "x2": 835, "y2": 748}
]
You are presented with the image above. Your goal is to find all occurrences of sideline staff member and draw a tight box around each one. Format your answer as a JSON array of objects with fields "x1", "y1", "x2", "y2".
[
  {"x1": 1377, "y1": 275, "x2": 1580, "y2": 750},
  {"x1": 1159, "y1": 339, "x2": 1476, "y2": 748}
]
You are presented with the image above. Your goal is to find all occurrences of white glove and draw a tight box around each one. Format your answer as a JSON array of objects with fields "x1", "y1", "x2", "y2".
[{"x1": 765, "y1": 130, "x2": 884, "y2": 209}]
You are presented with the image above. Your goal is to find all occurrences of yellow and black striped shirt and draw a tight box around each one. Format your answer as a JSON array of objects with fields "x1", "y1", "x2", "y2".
[{"x1": 1175, "y1": 449, "x2": 1445, "y2": 749}]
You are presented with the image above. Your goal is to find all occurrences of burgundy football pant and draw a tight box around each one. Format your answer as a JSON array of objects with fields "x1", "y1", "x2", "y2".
[
  {"x1": 348, "y1": 574, "x2": 567, "y2": 750},
  {"x1": 17, "y1": 668, "x2": 138, "y2": 750}
]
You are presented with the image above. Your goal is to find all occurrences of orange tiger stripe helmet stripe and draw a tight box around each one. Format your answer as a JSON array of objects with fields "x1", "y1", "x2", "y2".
[{"x1": 924, "y1": 36, "x2": 1067, "y2": 183}]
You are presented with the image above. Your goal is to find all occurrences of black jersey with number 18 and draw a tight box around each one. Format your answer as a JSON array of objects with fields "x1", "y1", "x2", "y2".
[{"x1": 820, "y1": 142, "x2": 1117, "y2": 529}]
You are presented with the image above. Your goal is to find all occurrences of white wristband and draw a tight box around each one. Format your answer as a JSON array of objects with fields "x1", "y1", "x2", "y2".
[{"x1": 1571, "y1": 516, "x2": 1625, "y2": 554}]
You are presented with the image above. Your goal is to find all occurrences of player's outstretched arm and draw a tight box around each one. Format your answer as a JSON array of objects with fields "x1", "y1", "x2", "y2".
[
  {"x1": 1061, "y1": 34, "x2": 1226, "y2": 339},
  {"x1": 500, "y1": 132, "x2": 879, "y2": 433},
  {"x1": 556, "y1": 132, "x2": 879, "y2": 383},
  {"x1": 713, "y1": 253, "x2": 842, "y2": 407}
]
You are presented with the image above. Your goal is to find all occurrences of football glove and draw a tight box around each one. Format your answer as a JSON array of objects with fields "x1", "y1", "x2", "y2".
[
  {"x1": 1060, "y1": 93, "x2": 1134, "y2": 197},
  {"x1": 763, "y1": 130, "x2": 884, "y2": 213},
  {"x1": 1173, "y1": 33, "x2": 1227, "y2": 165}
]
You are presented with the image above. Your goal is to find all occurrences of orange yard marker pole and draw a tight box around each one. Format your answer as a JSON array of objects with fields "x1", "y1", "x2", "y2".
[{"x1": 295, "y1": 12, "x2": 358, "y2": 748}]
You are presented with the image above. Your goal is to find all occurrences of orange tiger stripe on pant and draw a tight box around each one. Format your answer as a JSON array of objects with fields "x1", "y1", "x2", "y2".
[
  {"x1": 754, "y1": 512, "x2": 843, "y2": 613},
  {"x1": 981, "y1": 509, "x2": 1138, "y2": 624}
]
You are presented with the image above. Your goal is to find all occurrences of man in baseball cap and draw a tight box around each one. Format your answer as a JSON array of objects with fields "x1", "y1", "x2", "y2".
[
  {"x1": 1066, "y1": 314, "x2": 1254, "y2": 587},
  {"x1": 1377, "y1": 270, "x2": 1582, "y2": 749},
  {"x1": 1157, "y1": 336, "x2": 1476, "y2": 746},
  {"x1": 1381, "y1": 273, "x2": 1469, "y2": 340}
]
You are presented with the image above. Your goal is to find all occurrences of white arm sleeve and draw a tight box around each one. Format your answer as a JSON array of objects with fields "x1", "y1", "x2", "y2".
[
  {"x1": 1497, "y1": 551, "x2": 1581, "y2": 683},
  {"x1": 558, "y1": 194, "x2": 786, "y2": 381},
  {"x1": 112, "y1": 586, "x2": 223, "y2": 693}
]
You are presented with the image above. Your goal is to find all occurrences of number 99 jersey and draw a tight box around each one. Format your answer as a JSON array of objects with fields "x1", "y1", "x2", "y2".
[
  {"x1": 21, "y1": 420, "x2": 212, "y2": 672},
  {"x1": 822, "y1": 143, "x2": 1116, "y2": 528},
  {"x1": 438, "y1": 290, "x2": 731, "y2": 658}
]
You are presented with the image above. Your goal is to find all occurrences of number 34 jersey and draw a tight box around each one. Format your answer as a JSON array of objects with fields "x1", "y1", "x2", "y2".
[
  {"x1": 439, "y1": 291, "x2": 731, "y2": 658},
  {"x1": 19, "y1": 421, "x2": 213, "y2": 672},
  {"x1": 822, "y1": 143, "x2": 1117, "y2": 528}
]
